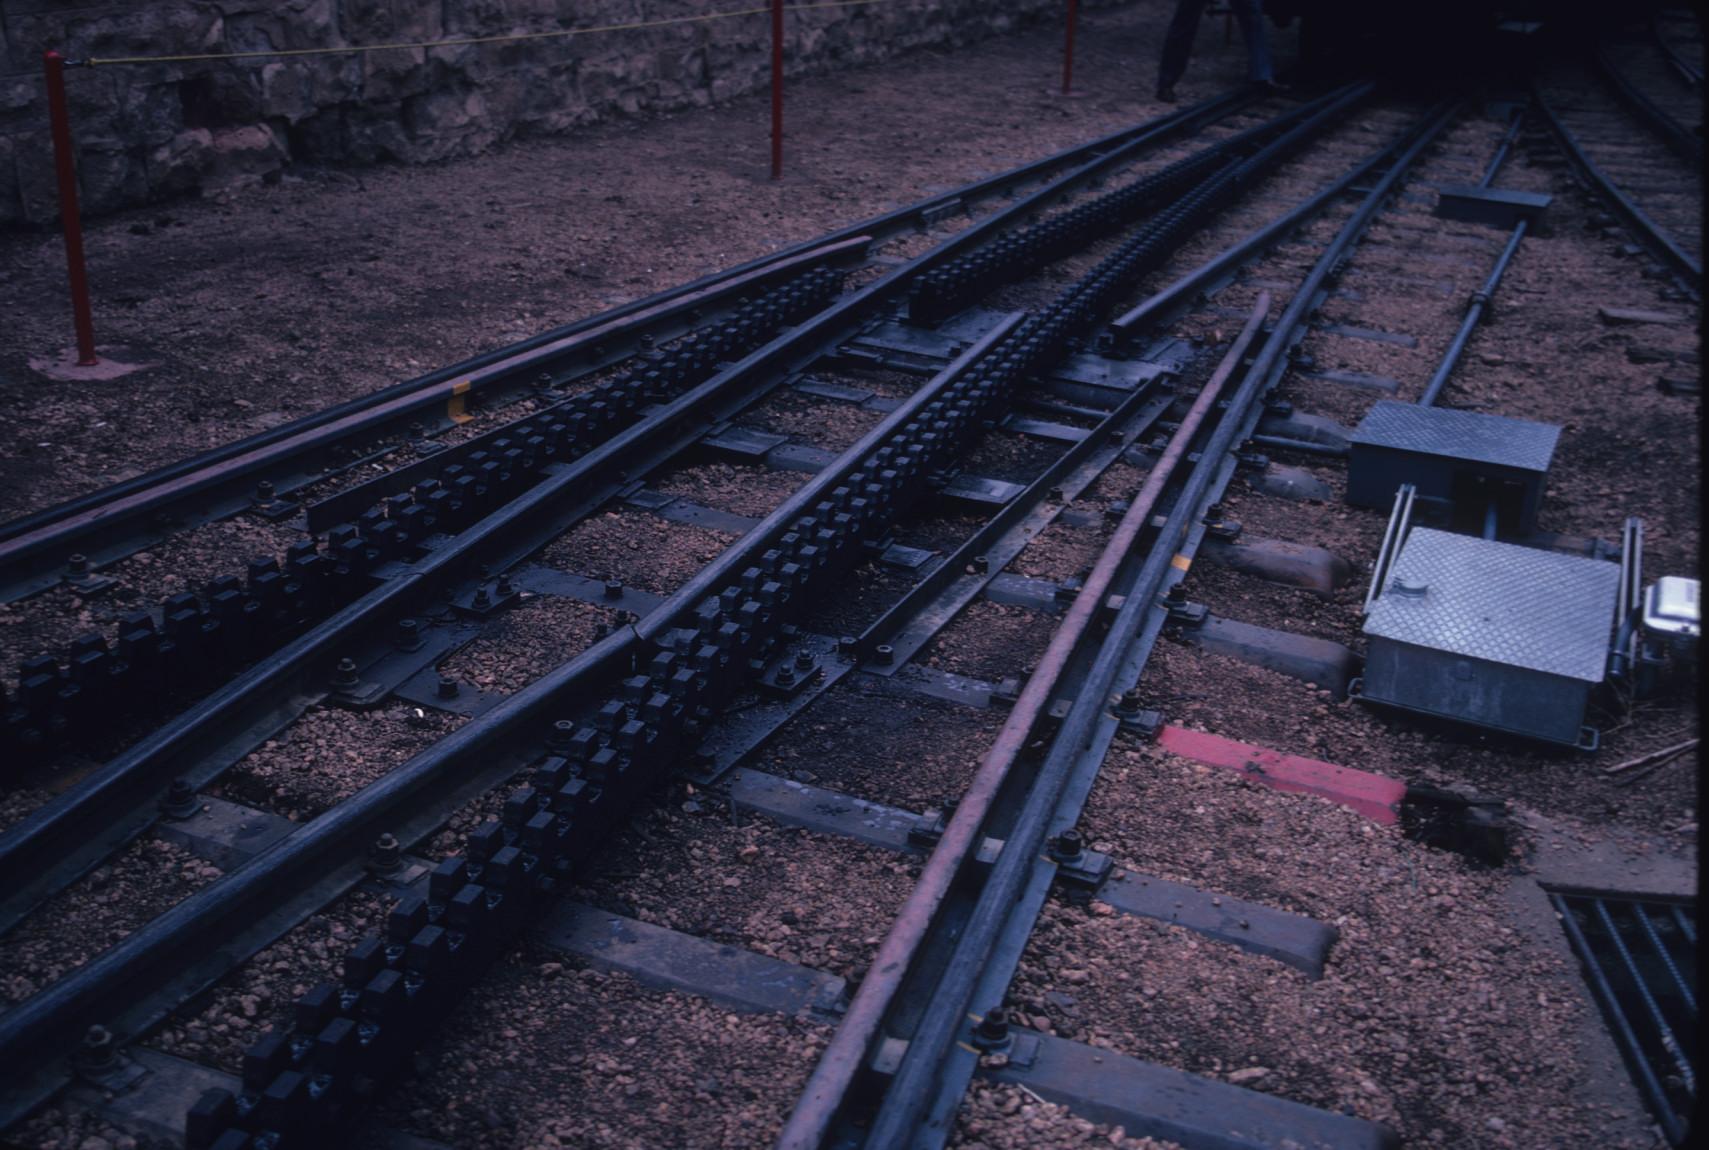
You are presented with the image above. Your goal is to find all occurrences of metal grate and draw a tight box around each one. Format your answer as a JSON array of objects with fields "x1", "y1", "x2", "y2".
[{"x1": 1550, "y1": 890, "x2": 1697, "y2": 1144}]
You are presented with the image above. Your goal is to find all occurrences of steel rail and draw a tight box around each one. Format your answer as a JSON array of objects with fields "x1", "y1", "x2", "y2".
[
  {"x1": 1652, "y1": 17, "x2": 1703, "y2": 87},
  {"x1": 1533, "y1": 82, "x2": 1701, "y2": 295},
  {"x1": 0, "y1": 318, "x2": 1024, "y2": 1129},
  {"x1": 852, "y1": 100, "x2": 1454, "y2": 1150},
  {"x1": 1109, "y1": 111, "x2": 1417, "y2": 337},
  {"x1": 0, "y1": 91, "x2": 1252, "y2": 600},
  {"x1": 780, "y1": 87, "x2": 1431, "y2": 1150},
  {"x1": 0, "y1": 90, "x2": 1301, "y2": 939},
  {"x1": 1594, "y1": 44, "x2": 1704, "y2": 164}
]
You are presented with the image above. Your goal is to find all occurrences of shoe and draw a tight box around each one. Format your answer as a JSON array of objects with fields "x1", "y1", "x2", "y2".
[{"x1": 1155, "y1": 86, "x2": 1177, "y2": 103}]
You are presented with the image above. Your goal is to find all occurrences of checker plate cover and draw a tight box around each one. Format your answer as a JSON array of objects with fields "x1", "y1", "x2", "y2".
[
  {"x1": 1350, "y1": 400, "x2": 1560, "y2": 473},
  {"x1": 1365, "y1": 528, "x2": 1618, "y2": 682}
]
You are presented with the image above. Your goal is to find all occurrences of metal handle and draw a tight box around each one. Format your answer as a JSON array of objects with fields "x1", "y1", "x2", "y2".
[{"x1": 1363, "y1": 483, "x2": 1416, "y2": 614}]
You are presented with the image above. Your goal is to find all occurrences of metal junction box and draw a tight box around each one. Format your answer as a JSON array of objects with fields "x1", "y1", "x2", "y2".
[
  {"x1": 1359, "y1": 528, "x2": 1620, "y2": 747},
  {"x1": 1347, "y1": 400, "x2": 1560, "y2": 534}
]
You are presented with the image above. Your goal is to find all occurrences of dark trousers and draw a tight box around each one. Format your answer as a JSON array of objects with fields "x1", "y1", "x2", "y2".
[{"x1": 1158, "y1": 0, "x2": 1273, "y2": 92}]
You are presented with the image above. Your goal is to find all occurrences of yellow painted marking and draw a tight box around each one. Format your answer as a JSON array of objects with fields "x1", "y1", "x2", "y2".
[
  {"x1": 1171, "y1": 553, "x2": 1192, "y2": 572},
  {"x1": 447, "y1": 379, "x2": 474, "y2": 424}
]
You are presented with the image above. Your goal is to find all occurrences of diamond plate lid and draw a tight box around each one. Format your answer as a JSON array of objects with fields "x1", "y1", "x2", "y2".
[
  {"x1": 1350, "y1": 400, "x2": 1560, "y2": 473},
  {"x1": 1364, "y1": 528, "x2": 1619, "y2": 682}
]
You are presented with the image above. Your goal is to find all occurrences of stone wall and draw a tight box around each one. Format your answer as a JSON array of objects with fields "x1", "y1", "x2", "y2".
[{"x1": 0, "y1": 0, "x2": 1127, "y2": 225}]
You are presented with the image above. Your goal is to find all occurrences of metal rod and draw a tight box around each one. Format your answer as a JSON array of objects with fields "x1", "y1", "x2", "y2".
[
  {"x1": 770, "y1": 0, "x2": 784, "y2": 180},
  {"x1": 1632, "y1": 903, "x2": 1697, "y2": 1018},
  {"x1": 1671, "y1": 905, "x2": 1697, "y2": 947},
  {"x1": 1482, "y1": 498, "x2": 1498, "y2": 540},
  {"x1": 42, "y1": 50, "x2": 98, "y2": 367},
  {"x1": 1062, "y1": 0, "x2": 1079, "y2": 95},
  {"x1": 1553, "y1": 894, "x2": 1685, "y2": 1145},
  {"x1": 1418, "y1": 218, "x2": 1525, "y2": 408},
  {"x1": 1365, "y1": 484, "x2": 1415, "y2": 615},
  {"x1": 1478, "y1": 106, "x2": 1527, "y2": 188},
  {"x1": 1593, "y1": 898, "x2": 1696, "y2": 1094}
]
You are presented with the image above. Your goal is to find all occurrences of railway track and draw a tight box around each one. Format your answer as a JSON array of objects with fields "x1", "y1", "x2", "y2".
[
  {"x1": 0, "y1": 49, "x2": 1698, "y2": 1150},
  {"x1": 0, "y1": 93, "x2": 1258, "y2": 607},
  {"x1": 1535, "y1": 23, "x2": 1703, "y2": 295}
]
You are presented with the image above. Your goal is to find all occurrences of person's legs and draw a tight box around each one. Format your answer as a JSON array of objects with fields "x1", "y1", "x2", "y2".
[
  {"x1": 1231, "y1": 0, "x2": 1274, "y2": 83},
  {"x1": 1157, "y1": 0, "x2": 1211, "y2": 99}
]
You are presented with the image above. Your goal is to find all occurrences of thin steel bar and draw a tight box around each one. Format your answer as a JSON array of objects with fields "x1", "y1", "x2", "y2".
[
  {"x1": 1672, "y1": 905, "x2": 1697, "y2": 947},
  {"x1": 1418, "y1": 219, "x2": 1526, "y2": 408},
  {"x1": 1593, "y1": 898, "x2": 1696, "y2": 1094},
  {"x1": 1633, "y1": 903, "x2": 1697, "y2": 1017},
  {"x1": 1553, "y1": 893, "x2": 1685, "y2": 1145}
]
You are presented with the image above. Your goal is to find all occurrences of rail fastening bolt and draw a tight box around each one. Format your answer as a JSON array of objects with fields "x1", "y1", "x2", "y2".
[
  {"x1": 394, "y1": 617, "x2": 421, "y2": 650},
  {"x1": 67, "y1": 553, "x2": 89, "y2": 575},
  {"x1": 77, "y1": 1024, "x2": 116, "y2": 1072},
  {"x1": 1051, "y1": 828, "x2": 1086, "y2": 862},
  {"x1": 794, "y1": 650, "x2": 815, "y2": 671},
  {"x1": 972, "y1": 1009, "x2": 1011, "y2": 1050},
  {"x1": 472, "y1": 585, "x2": 491, "y2": 608},
  {"x1": 1116, "y1": 688, "x2": 1142, "y2": 716},
  {"x1": 547, "y1": 719, "x2": 576, "y2": 751},
  {"x1": 332, "y1": 657, "x2": 359, "y2": 690},
  {"x1": 436, "y1": 676, "x2": 460, "y2": 699},
  {"x1": 369, "y1": 832, "x2": 402, "y2": 875},
  {"x1": 604, "y1": 579, "x2": 624, "y2": 600},
  {"x1": 1164, "y1": 583, "x2": 1187, "y2": 604},
  {"x1": 496, "y1": 574, "x2": 514, "y2": 597},
  {"x1": 874, "y1": 644, "x2": 895, "y2": 666},
  {"x1": 775, "y1": 665, "x2": 796, "y2": 688},
  {"x1": 161, "y1": 777, "x2": 200, "y2": 820}
]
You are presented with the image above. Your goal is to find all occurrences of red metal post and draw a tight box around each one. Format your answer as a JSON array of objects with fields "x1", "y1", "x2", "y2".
[
  {"x1": 770, "y1": 0, "x2": 784, "y2": 179},
  {"x1": 42, "y1": 50, "x2": 98, "y2": 367},
  {"x1": 1062, "y1": 0, "x2": 1079, "y2": 95}
]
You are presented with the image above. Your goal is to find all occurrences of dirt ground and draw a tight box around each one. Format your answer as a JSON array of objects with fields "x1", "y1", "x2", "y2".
[{"x1": 0, "y1": 2, "x2": 1274, "y2": 521}]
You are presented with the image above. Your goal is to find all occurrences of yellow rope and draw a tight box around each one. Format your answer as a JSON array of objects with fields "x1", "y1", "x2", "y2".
[{"x1": 79, "y1": 0, "x2": 909, "y2": 68}]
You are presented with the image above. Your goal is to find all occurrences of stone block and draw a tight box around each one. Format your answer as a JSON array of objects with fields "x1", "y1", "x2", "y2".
[{"x1": 147, "y1": 126, "x2": 213, "y2": 195}]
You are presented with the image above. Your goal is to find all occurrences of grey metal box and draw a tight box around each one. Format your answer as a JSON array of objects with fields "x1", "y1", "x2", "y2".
[
  {"x1": 1347, "y1": 400, "x2": 1560, "y2": 533},
  {"x1": 1360, "y1": 528, "x2": 1619, "y2": 747}
]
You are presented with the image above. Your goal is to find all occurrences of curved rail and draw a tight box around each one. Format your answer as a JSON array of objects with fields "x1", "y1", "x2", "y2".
[
  {"x1": 1533, "y1": 84, "x2": 1701, "y2": 296},
  {"x1": 1594, "y1": 44, "x2": 1703, "y2": 164}
]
